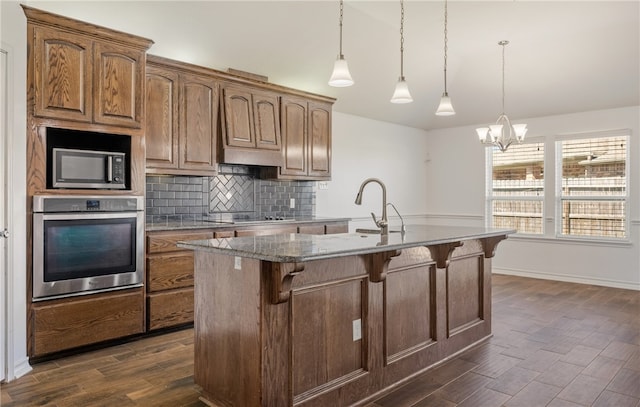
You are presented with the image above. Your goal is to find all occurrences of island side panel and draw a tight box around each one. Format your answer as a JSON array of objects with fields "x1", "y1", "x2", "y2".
[
  {"x1": 443, "y1": 239, "x2": 492, "y2": 355},
  {"x1": 194, "y1": 252, "x2": 263, "y2": 407}
]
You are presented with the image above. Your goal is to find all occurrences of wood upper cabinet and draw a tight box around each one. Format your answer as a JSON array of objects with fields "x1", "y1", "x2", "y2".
[
  {"x1": 32, "y1": 25, "x2": 146, "y2": 128},
  {"x1": 279, "y1": 96, "x2": 308, "y2": 176},
  {"x1": 308, "y1": 101, "x2": 332, "y2": 178},
  {"x1": 179, "y1": 73, "x2": 218, "y2": 173},
  {"x1": 220, "y1": 84, "x2": 282, "y2": 166},
  {"x1": 145, "y1": 65, "x2": 179, "y2": 169},
  {"x1": 93, "y1": 41, "x2": 145, "y2": 128},
  {"x1": 264, "y1": 96, "x2": 332, "y2": 180},
  {"x1": 33, "y1": 26, "x2": 92, "y2": 122},
  {"x1": 145, "y1": 58, "x2": 219, "y2": 176}
]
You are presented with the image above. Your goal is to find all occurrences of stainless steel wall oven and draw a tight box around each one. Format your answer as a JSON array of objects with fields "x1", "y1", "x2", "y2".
[{"x1": 32, "y1": 195, "x2": 144, "y2": 301}]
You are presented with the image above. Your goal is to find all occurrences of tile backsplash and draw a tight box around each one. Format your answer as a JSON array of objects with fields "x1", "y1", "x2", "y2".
[{"x1": 146, "y1": 165, "x2": 315, "y2": 223}]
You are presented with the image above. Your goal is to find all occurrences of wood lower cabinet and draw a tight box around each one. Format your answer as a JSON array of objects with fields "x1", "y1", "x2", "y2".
[
  {"x1": 145, "y1": 56, "x2": 219, "y2": 176},
  {"x1": 145, "y1": 221, "x2": 347, "y2": 331},
  {"x1": 193, "y1": 239, "x2": 494, "y2": 407},
  {"x1": 26, "y1": 7, "x2": 151, "y2": 128},
  {"x1": 146, "y1": 230, "x2": 213, "y2": 330},
  {"x1": 31, "y1": 287, "x2": 144, "y2": 357}
]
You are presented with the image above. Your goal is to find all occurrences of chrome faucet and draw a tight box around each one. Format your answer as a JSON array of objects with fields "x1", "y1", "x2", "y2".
[
  {"x1": 387, "y1": 202, "x2": 406, "y2": 235},
  {"x1": 355, "y1": 178, "x2": 388, "y2": 235}
]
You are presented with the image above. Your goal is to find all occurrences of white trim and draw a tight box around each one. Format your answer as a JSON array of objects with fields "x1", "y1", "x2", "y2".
[
  {"x1": 0, "y1": 42, "x2": 30, "y2": 382},
  {"x1": 493, "y1": 267, "x2": 640, "y2": 291},
  {"x1": 0, "y1": 46, "x2": 6, "y2": 383}
]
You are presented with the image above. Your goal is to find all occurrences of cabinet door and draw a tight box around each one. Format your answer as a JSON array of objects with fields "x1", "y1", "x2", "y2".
[
  {"x1": 179, "y1": 73, "x2": 219, "y2": 173},
  {"x1": 222, "y1": 86, "x2": 255, "y2": 148},
  {"x1": 94, "y1": 41, "x2": 145, "y2": 128},
  {"x1": 308, "y1": 101, "x2": 332, "y2": 178},
  {"x1": 280, "y1": 96, "x2": 308, "y2": 176},
  {"x1": 253, "y1": 90, "x2": 281, "y2": 151},
  {"x1": 145, "y1": 65, "x2": 179, "y2": 169},
  {"x1": 33, "y1": 26, "x2": 92, "y2": 122}
]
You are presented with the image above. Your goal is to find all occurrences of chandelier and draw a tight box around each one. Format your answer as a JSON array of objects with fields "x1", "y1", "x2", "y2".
[{"x1": 476, "y1": 40, "x2": 527, "y2": 152}]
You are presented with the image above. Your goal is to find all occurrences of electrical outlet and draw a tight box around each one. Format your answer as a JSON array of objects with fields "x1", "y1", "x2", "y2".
[
  {"x1": 234, "y1": 256, "x2": 242, "y2": 270},
  {"x1": 352, "y1": 319, "x2": 362, "y2": 341},
  {"x1": 318, "y1": 181, "x2": 328, "y2": 190},
  {"x1": 290, "y1": 198, "x2": 295, "y2": 208}
]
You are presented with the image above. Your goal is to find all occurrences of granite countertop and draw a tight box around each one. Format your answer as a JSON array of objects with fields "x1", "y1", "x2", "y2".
[
  {"x1": 177, "y1": 225, "x2": 516, "y2": 263},
  {"x1": 146, "y1": 217, "x2": 351, "y2": 232}
]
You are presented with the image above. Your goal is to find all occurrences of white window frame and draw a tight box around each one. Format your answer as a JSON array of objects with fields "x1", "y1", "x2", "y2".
[
  {"x1": 485, "y1": 138, "x2": 546, "y2": 236},
  {"x1": 554, "y1": 129, "x2": 630, "y2": 241}
]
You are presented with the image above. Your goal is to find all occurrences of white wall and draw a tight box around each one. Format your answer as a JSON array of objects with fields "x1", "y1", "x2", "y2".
[
  {"x1": 0, "y1": 0, "x2": 31, "y2": 380},
  {"x1": 316, "y1": 111, "x2": 430, "y2": 230},
  {"x1": 424, "y1": 106, "x2": 640, "y2": 289}
]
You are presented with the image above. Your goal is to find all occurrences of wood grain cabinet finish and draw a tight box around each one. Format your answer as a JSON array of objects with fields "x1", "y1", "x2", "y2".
[
  {"x1": 220, "y1": 84, "x2": 283, "y2": 166},
  {"x1": 93, "y1": 41, "x2": 145, "y2": 128},
  {"x1": 146, "y1": 230, "x2": 213, "y2": 330},
  {"x1": 179, "y1": 73, "x2": 219, "y2": 173},
  {"x1": 193, "y1": 239, "x2": 495, "y2": 407},
  {"x1": 31, "y1": 288, "x2": 144, "y2": 357},
  {"x1": 33, "y1": 26, "x2": 92, "y2": 123},
  {"x1": 145, "y1": 65, "x2": 179, "y2": 169},
  {"x1": 145, "y1": 60, "x2": 219, "y2": 176},
  {"x1": 262, "y1": 96, "x2": 332, "y2": 180},
  {"x1": 32, "y1": 25, "x2": 146, "y2": 128},
  {"x1": 144, "y1": 222, "x2": 347, "y2": 331}
]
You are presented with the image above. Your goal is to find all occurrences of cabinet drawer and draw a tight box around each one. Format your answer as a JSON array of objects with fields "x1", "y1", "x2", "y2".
[
  {"x1": 147, "y1": 231, "x2": 213, "y2": 253},
  {"x1": 325, "y1": 223, "x2": 348, "y2": 234},
  {"x1": 147, "y1": 252, "x2": 194, "y2": 292},
  {"x1": 147, "y1": 288, "x2": 194, "y2": 330},
  {"x1": 297, "y1": 224, "x2": 325, "y2": 235},
  {"x1": 32, "y1": 288, "x2": 144, "y2": 356}
]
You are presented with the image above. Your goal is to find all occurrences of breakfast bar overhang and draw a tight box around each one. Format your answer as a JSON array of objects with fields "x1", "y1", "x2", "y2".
[{"x1": 178, "y1": 225, "x2": 515, "y2": 407}]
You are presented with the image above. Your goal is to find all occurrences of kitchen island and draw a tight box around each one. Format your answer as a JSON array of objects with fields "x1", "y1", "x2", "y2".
[{"x1": 178, "y1": 225, "x2": 514, "y2": 407}]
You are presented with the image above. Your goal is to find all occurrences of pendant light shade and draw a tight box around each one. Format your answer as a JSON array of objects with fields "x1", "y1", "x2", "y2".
[
  {"x1": 328, "y1": 0, "x2": 354, "y2": 87},
  {"x1": 329, "y1": 56, "x2": 354, "y2": 87},
  {"x1": 391, "y1": 77, "x2": 413, "y2": 104},
  {"x1": 436, "y1": 93, "x2": 455, "y2": 115},
  {"x1": 390, "y1": 0, "x2": 412, "y2": 104},
  {"x1": 435, "y1": 0, "x2": 455, "y2": 116}
]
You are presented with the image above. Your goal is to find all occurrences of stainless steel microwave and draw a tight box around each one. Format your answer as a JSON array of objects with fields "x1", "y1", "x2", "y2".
[{"x1": 52, "y1": 148, "x2": 126, "y2": 189}]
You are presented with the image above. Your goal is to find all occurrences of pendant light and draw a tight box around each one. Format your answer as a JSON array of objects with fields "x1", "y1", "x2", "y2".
[
  {"x1": 390, "y1": 0, "x2": 413, "y2": 103},
  {"x1": 328, "y1": 0, "x2": 354, "y2": 87},
  {"x1": 476, "y1": 40, "x2": 527, "y2": 152},
  {"x1": 435, "y1": 0, "x2": 455, "y2": 116}
]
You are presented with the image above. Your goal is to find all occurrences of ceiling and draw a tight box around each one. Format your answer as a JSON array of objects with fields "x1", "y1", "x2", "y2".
[{"x1": 26, "y1": 1, "x2": 640, "y2": 131}]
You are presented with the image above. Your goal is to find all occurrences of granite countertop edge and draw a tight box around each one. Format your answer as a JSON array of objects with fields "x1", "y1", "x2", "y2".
[
  {"x1": 177, "y1": 226, "x2": 516, "y2": 263},
  {"x1": 146, "y1": 217, "x2": 352, "y2": 232}
]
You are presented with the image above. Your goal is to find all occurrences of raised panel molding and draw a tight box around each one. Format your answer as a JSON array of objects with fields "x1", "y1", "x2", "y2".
[
  {"x1": 384, "y1": 265, "x2": 437, "y2": 364},
  {"x1": 291, "y1": 278, "x2": 366, "y2": 400}
]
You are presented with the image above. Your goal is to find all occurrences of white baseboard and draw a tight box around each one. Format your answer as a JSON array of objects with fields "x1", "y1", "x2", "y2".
[
  {"x1": 4, "y1": 356, "x2": 32, "y2": 381},
  {"x1": 493, "y1": 267, "x2": 640, "y2": 291}
]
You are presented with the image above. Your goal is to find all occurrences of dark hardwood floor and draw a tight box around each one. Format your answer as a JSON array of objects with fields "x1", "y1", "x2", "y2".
[{"x1": 2, "y1": 274, "x2": 639, "y2": 407}]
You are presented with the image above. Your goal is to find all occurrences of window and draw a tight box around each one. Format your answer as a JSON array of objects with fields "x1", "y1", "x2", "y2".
[
  {"x1": 486, "y1": 129, "x2": 630, "y2": 240},
  {"x1": 556, "y1": 133, "x2": 628, "y2": 239},
  {"x1": 487, "y1": 142, "x2": 544, "y2": 234}
]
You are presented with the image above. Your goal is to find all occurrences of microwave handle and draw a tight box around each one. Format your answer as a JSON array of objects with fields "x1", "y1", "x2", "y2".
[{"x1": 106, "y1": 156, "x2": 113, "y2": 183}]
